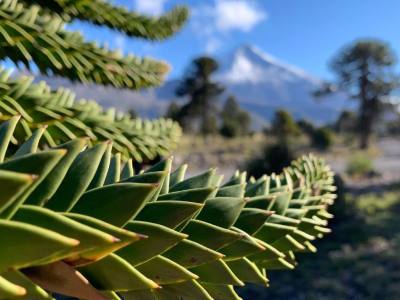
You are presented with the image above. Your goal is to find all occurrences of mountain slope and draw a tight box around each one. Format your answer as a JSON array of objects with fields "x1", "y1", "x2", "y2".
[
  {"x1": 156, "y1": 45, "x2": 350, "y2": 124},
  {"x1": 31, "y1": 45, "x2": 352, "y2": 126}
]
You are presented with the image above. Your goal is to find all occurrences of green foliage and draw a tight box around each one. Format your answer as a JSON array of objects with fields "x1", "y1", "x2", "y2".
[
  {"x1": 271, "y1": 110, "x2": 300, "y2": 143},
  {"x1": 127, "y1": 109, "x2": 137, "y2": 119},
  {"x1": 0, "y1": 119, "x2": 336, "y2": 299},
  {"x1": 21, "y1": 0, "x2": 189, "y2": 40},
  {"x1": 327, "y1": 39, "x2": 399, "y2": 148},
  {"x1": 240, "y1": 186, "x2": 400, "y2": 299},
  {"x1": 165, "y1": 101, "x2": 181, "y2": 120},
  {"x1": 0, "y1": 71, "x2": 181, "y2": 162},
  {"x1": 220, "y1": 121, "x2": 240, "y2": 138},
  {"x1": 297, "y1": 119, "x2": 334, "y2": 151},
  {"x1": 0, "y1": 1, "x2": 338, "y2": 298},
  {"x1": 297, "y1": 119, "x2": 315, "y2": 136},
  {"x1": 352, "y1": 190, "x2": 400, "y2": 215},
  {"x1": 0, "y1": 0, "x2": 188, "y2": 90},
  {"x1": 0, "y1": 0, "x2": 187, "y2": 160},
  {"x1": 174, "y1": 57, "x2": 224, "y2": 134},
  {"x1": 245, "y1": 143, "x2": 294, "y2": 178},
  {"x1": 335, "y1": 110, "x2": 357, "y2": 133},
  {"x1": 201, "y1": 114, "x2": 219, "y2": 135},
  {"x1": 220, "y1": 96, "x2": 251, "y2": 138},
  {"x1": 346, "y1": 152, "x2": 374, "y2": 177},
  {"x1": 311, "y1": 127, "x2": 334, "y2": 150}
]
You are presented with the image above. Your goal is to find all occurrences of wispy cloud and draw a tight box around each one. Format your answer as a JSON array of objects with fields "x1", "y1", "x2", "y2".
[
  {"x1": 135, "y1": 0, "x2": 166, "y2": 16},
  {"x1": 192, "y1": 0, "x2": 267, "y2": 53},
  {"x1": 214, "y1": 0, "x2": 267, "y2": 32}
]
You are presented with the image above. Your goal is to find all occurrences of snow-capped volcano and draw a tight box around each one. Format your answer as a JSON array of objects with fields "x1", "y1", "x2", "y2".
[
  {"x1": 198, "y1": 44, "x2": 351, "y2": 124},
  {"x1": 33, "y1": 44, "x2": 352, "y2": 126},
  {"x1": 217, "y1": 45, "x2": 320, "y2": 85}
]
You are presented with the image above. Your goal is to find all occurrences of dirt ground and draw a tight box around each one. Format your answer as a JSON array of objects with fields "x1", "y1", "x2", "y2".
[
  {"x1": 325, "y1": 137, "x2": 400, "y2": 186},
  {"x1": 173, "y1": 135, "x2": 400, "y2": 184}
]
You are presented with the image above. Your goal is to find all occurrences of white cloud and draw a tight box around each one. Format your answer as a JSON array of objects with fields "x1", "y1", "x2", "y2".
[
  {"x1": 214, "y1": 0, "x2": 267, "y2": 32},
  {"x1": 135, "y1": 0, "x2": 166, "y2": 16},
  {"x1": 192, "y1": 1, "x2": 267, "y2": 53}
]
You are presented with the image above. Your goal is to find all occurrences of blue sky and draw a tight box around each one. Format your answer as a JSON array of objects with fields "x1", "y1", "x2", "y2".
[{"x1": 68, "y1": 0, "x2": 400, "y2": 80}]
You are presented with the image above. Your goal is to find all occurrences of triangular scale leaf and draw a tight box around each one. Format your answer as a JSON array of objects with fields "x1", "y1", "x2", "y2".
[
  {"x1": 78, "y1": 253, "x2": 158, "y2": 291},
  {"x1": 45, "y1": 143, "x2": 107, "y2": 212},
  {"x1": 0, "y1": 219, "x2": 78, "y2": 271},
  {"x1": 0, "y1": 149, "x2": 66, "y2": 218},
  {"x1": 0, "y1": 169, "x2": 35, "y2": 213},
  {"x1": 163, "y1": 239, "x2": 224, "y2": 268},
  {"x1": 196, "y1": 197, "x2": 246, "y2": 228},
  {"x1": 118, "y1": 221, "x2": 187, "y2": 266},
  {"x1": 170, "y1": 169, "x2": 215, "y2": 192},
  {"x1": 136, "y1": 255, "x2": 198, "y2": 285},
  {"x1": 190, "y1": 259, "x2": 244, "y2": 286},
  {"x1": 26, "y1": 138, "x2": 87, "y2": 206},
  {"x1": 71, "y1": 183, "x2": 158, "y2": 227},
  {"x1": 135, "y1": 200, "x2": 203, "y2": 228}
]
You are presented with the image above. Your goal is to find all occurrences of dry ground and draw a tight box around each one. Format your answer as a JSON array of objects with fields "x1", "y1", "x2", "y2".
[{"x1": 173, "y1": 134, "x2": 400, "y2": 184}]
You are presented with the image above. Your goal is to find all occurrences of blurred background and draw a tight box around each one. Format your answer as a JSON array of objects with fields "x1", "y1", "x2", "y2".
[{"x1": 34, "y1": 1, "x2": 400, "y2": 299}]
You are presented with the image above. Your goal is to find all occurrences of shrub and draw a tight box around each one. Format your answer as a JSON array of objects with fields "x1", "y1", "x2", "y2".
[
  {"x1": 220, "y1": 96, "x2": 252, "y2": 138},
  {"x1": 220, "y1": 119, "x2": 240, "y2": 138},
  {"x1": 297, "y1": 119, "x2": 315, "y2": 135},
  {"x1": 346, "y1": 152, "x2": 375, "y2": 177},
  {"x1": 272, "y1": 110, "x2": 300, "y2": 141},
  {"x1": 312, "y1": 127, "x2": 335, "y2": 150},
  {"x1": 246, "y1": 143, "x2": 294, "y2": 178}
]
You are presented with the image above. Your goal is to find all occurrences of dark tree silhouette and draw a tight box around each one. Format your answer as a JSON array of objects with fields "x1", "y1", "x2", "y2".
[
  {"x1": 220, "y1": 96, "x2": 251, "y2": 138},
  {"x1": 271, "y1": 109, "x2": 300, "y2": 144},
  {"x1": 175, "y1": 57, "x2": 224, "y2": 134},
  {"x1": 164, "y1": 101, "x2": 180, "y2": 120},
  {"x1": 335, "y1": 110, "x2": 357, "y2": 133},
  {"x1": 327, "y1": 40, "x2": 399, "y2": 148}
]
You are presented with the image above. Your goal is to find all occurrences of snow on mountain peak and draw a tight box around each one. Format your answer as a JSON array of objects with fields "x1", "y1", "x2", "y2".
[
  {"x1": 33, "y1": 43, "x2": 351, "y2": 126},
  {"x1": 218, "y1": 44, "x2": 321, "y2": 85}
]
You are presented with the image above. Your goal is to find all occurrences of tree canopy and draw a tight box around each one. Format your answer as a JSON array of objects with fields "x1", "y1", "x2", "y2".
[
  {"x1": 175, "y1": 56, "x2": 224, "y2": 134},
  {"x1": 330, "y1": 39, "x2": 399, "y2": 148}
]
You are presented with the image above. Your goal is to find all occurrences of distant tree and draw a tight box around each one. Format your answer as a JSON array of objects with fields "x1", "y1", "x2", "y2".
[
  {"x1": 297, "y1": 119, "x2": 315, "y2": 136},
  {"x1": 220, "y1": 96, "x2": 251, "y2": 138},
  {"x1": 296, "y1": 119, "x2": 334, "y2": 150},
  {"x1": 220, "y1": 121, "x2": 238, "y2": 138},
  {"x1": 335, "y1": 110, "x2": 357, "y2": 133},
  {"x1": 175, "y1": 56, "x2": 224, "y2": 134},
  {"x1": 220, "y1": 96, "x2": 238, "y2": 120},
  {"x1": 201, "y1": 114, "x2": 219, "y2": 135},
  {"x1": 312, "y1": 127, "x2": 334, "y2": 150},
  {"x1": 127, "y1": 108, "x2": 137, "y2": 119},
  {"x1": 246, "y1": 143, "x2": 294, "y2": 178},
  {"x1": 237, "y1": 111, "x2": 251, "y2": 133},
  {"x1": 324, "y1": 39, "x2": 399, "y2": 148},
  {"x1": 246, "y1": 109, "x2": 298, "y2": 177},
  {"x1": 164, "y1": 101, "x2": 180, "y2": 120},
  {"x1": 384, "y1": 119, "x2": 400, "y2": 135},
  {"x1": 272, "y1": 109, "x2": 300, "y2": 143}
]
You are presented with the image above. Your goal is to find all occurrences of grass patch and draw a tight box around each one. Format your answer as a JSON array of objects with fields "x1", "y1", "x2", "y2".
[
  {"x1": 238, "y1": 186, "x2": 400, "y2": 299},
  {"x1": 346, "y1": 152, "x2": 375, "y2": 178}
]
